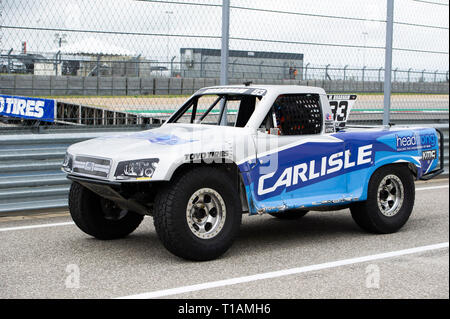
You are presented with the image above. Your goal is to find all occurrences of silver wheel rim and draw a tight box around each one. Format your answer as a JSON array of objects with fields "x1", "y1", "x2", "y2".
[
  {"x1": 186, "y1": 188, "x2": 226, "y2": 239},
  {"x1": 377, "y1": 174, "x2": 404, "y2": 217}
]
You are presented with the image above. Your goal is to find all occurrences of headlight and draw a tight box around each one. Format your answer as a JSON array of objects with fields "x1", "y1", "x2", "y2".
[
  {"x1": 114, "y1": 158, "x2": 159, "y2": 180},
  {"x1": 62, "y1": 152, "x2": 73, "y2": 172}
]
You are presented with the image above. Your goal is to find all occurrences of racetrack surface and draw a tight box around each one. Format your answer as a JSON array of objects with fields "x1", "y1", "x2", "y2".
[
  {"x1": 56, "y1": 94, "x2": 449, "y2": 113},
  {"x1": 54, "y1": 94, "x2": 449, "y2": 124},
  {"x1": 0, "y1": 179, "x2": 448, "y2": 299}
]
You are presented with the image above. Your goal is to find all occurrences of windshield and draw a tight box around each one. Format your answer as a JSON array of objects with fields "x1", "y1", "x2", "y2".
[{"x1": 167, "y1": 91, "x2": 265, "y2": 127}]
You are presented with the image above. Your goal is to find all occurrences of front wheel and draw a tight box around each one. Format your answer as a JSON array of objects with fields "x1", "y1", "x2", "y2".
[
  {"x1": 69, "y1": 182, "x2": 144, "y2": 239},
  {"x1": 350, "y1": 165, "x2": 415, "y2": 234},
  {"x1": 153, "y1": 167, "x2": 242, "y2": 261}
]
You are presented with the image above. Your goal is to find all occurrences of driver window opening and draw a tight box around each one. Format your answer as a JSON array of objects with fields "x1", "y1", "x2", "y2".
[
  {"x1": 169, "y1": 94, "x2": 262, "y2": 127},
  {"x1": 261, "y1": 94, "x2": 322, "y2": 135}
]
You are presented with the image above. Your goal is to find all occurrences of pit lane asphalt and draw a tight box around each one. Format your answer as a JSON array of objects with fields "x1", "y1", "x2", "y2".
[{"x1": 0, "y1": 179, "x2": 448, "y2": 299}]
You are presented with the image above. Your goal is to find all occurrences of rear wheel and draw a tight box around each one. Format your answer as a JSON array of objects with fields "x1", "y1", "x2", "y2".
[
  {"x1": 153, "y1": 167, "x2": 242, "y2": 261},
  {"x1": 269, "y1": 209, "x2": 309, "y2": 220},
  {"x1": 69, "y1": 182, "x2": 144, "y2": 239},
  {"x1": 350, "y1": 165, "x2": 415, "y2": 234}
]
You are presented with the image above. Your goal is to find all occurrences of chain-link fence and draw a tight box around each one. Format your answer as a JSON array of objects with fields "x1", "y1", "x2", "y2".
[{"x1": 0, "y1": 0, "x2": 448, "y2": 128}]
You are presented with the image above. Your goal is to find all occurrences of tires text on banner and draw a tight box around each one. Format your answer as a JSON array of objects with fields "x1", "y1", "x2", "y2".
[{"x1": 0, "y1": 94, "x2": 56, "y2": 122}]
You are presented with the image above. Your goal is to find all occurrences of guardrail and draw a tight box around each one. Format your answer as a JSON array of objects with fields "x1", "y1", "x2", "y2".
[
  {"x1": 0, "y1": 124, "x2": 447, "y2": 214},
  {"x1": 0, "y1": 129, "x2": 144, "y2": 213}
]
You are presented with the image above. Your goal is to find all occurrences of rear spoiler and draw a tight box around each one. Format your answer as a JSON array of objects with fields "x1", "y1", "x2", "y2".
[{"x1": 327, "y1": 94, "x2": 357, "y2": 128}]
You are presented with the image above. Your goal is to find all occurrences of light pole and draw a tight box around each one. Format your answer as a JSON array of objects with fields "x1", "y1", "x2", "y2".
[
  {"x1": 362, "y1": 32, "x2": 368, "y2": 67},
  {"x1": 165, "y1": 10, "x2": 173, "y2": 70},
  {"x1": 170, "y1": 56, "x2": 176, "y2": 77},
  {"x1": 362, "y1": 66, "x2": 366, "y2": 91},
  {"x1": 382, "y1": 0, "x2": 394, "y2": 126},
  {"x1": 343, "y1": 65, "x2": 349, "y2": 81},
  {"x1": 54, "y1": 33, "x2": 67, "y2": 48},
  {"x1": 259, "y1": 61, "x2": 264, "y2": 79},
  {"x1": 231, "y1": 58, "x2": 238, "y2": 78},
  {"x1": 219, "y1": 0, "x2": 230, "y2": 126},
  {"x1": 304, "y1": 62, "x2": 310, "y2": 81},
  {"x1": 54, "y1": 33, "x2": 67, "y2": 76},
  {"x1": 325, "y1": 64, "x2": 331, "y2": 81},
  {"x1": 343, "y1": 65, "x2": 349, "y2": 91},
  {"x1": 7, "y1": 48, "x2": 13, "y2": 74}
]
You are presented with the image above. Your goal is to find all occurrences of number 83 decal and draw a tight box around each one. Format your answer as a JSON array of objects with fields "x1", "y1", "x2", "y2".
[{"x1": 329, "y1": 100, "x2": 349, "y2": 122}]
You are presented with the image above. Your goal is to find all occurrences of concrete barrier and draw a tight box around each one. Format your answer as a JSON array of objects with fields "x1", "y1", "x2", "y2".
[
  {"x1": 155, "y1": 78, "x2": 170, "y2": 95},
  {"x1": 0, "y1": 74, "x2": 449, "y2": 96},
  {"x1": 140, "y1": 77, "x2": 155, "y2": 95},
  {"x1": 50, "y1": 76, "x2": 68, "y2": 95},
  {"x1": 169, "y1": 78, "x2": 182, "y2": 95},
  {"x1": 126, "y1": 77, "x2": 141, "y2": 96},
  {"x1": 182, "y1": 78, "x2": 195, "y2": 94},
  {"x1": 67, "y1": 76, "x2": 84, "y2": 95},
  {"x1": 83, "y1": 77, "x2": 98, "y2": 96},
  {"x1": 15, "y1": 76, "x2": 33, "y2": 96}
]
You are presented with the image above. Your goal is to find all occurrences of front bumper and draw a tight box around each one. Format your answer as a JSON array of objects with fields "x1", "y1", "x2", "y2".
[
  {"x1": 67, "y1": 174, "x2": 121, "y2": 187},
  {"x1": 67, "y1": 174, "x2": 151, "y2": 215}
]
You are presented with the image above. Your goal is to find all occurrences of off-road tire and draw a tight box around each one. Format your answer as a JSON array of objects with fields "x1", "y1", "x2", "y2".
[
  {"x1": 153, "y1": 167, "x2": 242, "y2": 261},
  {"x1": 269, "y1": 209, "x2": 309, "y2": 220},
  {"x1": 350, "y1": 165, "x2": 415, "y2": 234},
  {"x1": 69, "y1": 182, "x2": 144, "y2": 239}
]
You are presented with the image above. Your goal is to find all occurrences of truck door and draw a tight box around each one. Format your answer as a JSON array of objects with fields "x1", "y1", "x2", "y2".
[{"x1": 252, "y1": 94, "x2": 348, "y2": 211}]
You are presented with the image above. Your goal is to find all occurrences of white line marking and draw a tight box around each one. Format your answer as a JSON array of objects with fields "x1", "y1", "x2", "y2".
[
  {"x1": 0, "y1": 222, "x2": 74, "y2": 232},
  {"x1": 117, "y1": 242, "x2": 449, "y2": 299},
  {"x1": 416, "y1": 185, "x2": 449, "y2": 191}
]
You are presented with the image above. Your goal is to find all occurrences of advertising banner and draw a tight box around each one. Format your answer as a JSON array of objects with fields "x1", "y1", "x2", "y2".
[{"x1": 0, "y1": 94, "x2": 56, "y2": 122}]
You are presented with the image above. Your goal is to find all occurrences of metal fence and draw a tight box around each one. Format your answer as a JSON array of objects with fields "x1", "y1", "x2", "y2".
[
  {"x1": 0, "y1": 0, "x2": 448, "y2": 127},
  {"x1": 1, "y1": 53, "x2": 448, "y2": 83}
]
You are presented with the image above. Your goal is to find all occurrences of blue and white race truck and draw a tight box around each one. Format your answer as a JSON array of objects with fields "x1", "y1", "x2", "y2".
[{"x1": 62, "y1": 85, "x2": 444, "y2": 260}]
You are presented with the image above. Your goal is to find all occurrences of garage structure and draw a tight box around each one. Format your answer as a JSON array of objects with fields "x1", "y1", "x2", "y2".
[
  {"x1": 36, "y1": 37, "x2": 155, "y2": 77},
  {"x1": 180, "y1": 48, "x2": 304, "y2": 80}
]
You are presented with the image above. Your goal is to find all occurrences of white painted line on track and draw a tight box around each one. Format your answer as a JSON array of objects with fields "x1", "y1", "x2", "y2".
[
  {"x1": 0, "y1": 222, "x2": 74, "y2": 232},
  {"x1": 416, "y1": 185, "x2": 448, "y2": 191},
  {"x1": 117, "y1": 242, "x2": 449, "y2": 299}
]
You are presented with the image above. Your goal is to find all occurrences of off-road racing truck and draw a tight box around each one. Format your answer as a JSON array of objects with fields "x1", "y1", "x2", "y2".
[{"x1": 62, "y1": 85, "x2": 444, "y2": 261}]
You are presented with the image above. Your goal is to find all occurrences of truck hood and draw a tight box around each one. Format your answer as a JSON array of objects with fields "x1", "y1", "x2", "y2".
[{"x1": 67, "y1": 123, "x2": 255, "y2": 163}]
